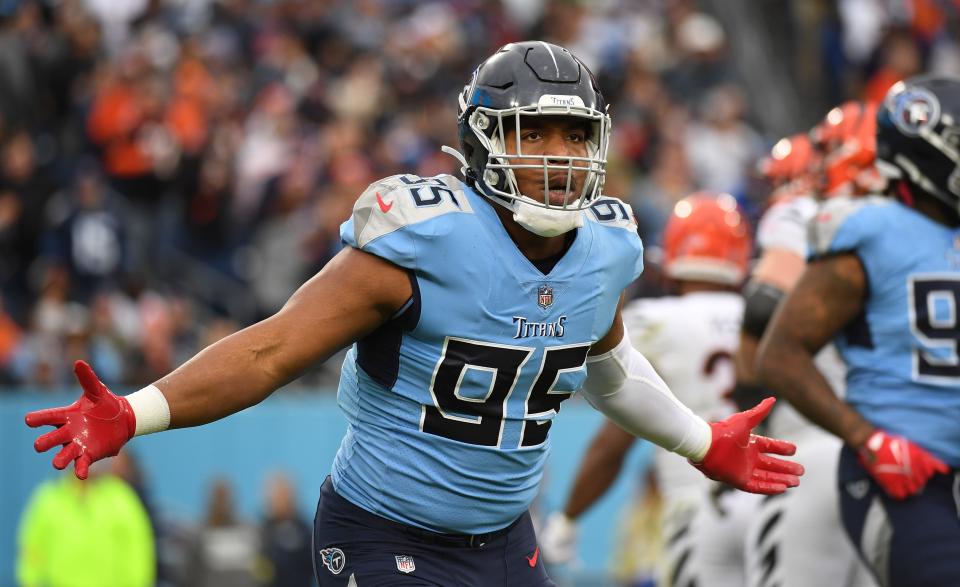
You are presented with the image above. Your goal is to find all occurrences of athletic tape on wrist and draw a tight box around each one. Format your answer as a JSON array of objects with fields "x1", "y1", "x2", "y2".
[{"x1": 125, "y1": 385, "x2": 171, "y2": 436}]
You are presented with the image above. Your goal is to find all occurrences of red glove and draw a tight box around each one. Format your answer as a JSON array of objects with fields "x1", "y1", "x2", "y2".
[
  {"x1": 25, "y1": 360, "x2": 136, "y2": 480},
  {"x1": 857, "y1": 430, "x2": 949, "y2": 500},
  {"x1": 691, "y1": 397, "x2": 804, "y2": 495}
]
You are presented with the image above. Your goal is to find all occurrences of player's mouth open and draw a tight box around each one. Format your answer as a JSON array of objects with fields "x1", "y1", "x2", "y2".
[{"x1": 545, "y1": 182, "x2": 578, "y2": 205}]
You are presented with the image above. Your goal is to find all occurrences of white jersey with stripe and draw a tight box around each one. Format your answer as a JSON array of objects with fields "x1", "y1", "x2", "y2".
[
  {"x1": 623, "y1": 291, "x2": 743, "y2": 504},
  {"x1": 747, "y1": 194, "x2": 875, "y2": 587}
]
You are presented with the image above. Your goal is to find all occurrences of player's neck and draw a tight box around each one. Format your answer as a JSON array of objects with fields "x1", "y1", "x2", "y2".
[
  {"x1": 914, "y1": 193, "x2": 960, "y2": 228},
  {"x1": 489, "y1": 200, "x2": 573, "y2": 260}
]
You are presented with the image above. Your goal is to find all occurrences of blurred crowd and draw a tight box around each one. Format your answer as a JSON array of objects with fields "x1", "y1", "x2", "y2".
[
  {"x1": 18, "y1": 449, "x2": 315, "y2": 587},
  {"x1": 1, "y1": 0, "x2": 959, "y2": 389}
]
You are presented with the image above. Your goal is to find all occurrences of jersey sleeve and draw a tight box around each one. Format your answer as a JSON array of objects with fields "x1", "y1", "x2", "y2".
[
  {"x1": 808, "y1": 195, "x2": 891, "y2": 260},
  {"x1": 585, "y1": 196, "x2": 645, "y2": 287},
  {"x1": 340, "y1": 174, "x2": 473, "y2": 270},
  {"x1": 756, "y1": 196, "x2": 816, "y2": 257}
]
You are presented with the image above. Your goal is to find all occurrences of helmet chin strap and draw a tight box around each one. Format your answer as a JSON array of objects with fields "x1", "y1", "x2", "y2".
[{"x1": 510, "y1": 196, "x2": 583, "y2": 237}]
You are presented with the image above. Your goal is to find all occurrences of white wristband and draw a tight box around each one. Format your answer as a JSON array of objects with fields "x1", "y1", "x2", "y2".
[{"x1": 125, "y1": 385, "x2": 171, "y2": 436}]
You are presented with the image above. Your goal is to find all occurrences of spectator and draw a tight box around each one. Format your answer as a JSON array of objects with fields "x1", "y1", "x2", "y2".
[
  {"x1": 187, "y1": 478, "x2": 261, "y2": 587},
  {"x1": 43, "y1": 161, "x2": 128, "y2": 303},
  {"x1": 0, "y1": 292, "x2": 21, "y2": 383},
  {"x1": 0, "y1": 0, "x2": 953, "y2": 392},
  {"x1": 0, "y1": 131, "x2": 54, "y2": 317},
  {"x1": 16, "y1": 461, "x2": 155, "y2": 587},
  {"x1": 863, "y1": 28, "x2": 923, "y2": 104},
  {"x1": 260, "y1": 473, "x2": 313, "y2": 587},
  {"x1": 684, "y1": 84, "x2": 764, "y2": 196}
]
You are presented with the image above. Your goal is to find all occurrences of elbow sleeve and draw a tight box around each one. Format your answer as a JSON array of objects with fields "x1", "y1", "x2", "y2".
[
  {"x1": 581, "y1": 334, "x2": 711, "y2": 461},
  {"x1": 742, "y1": 280, "x2": 785, "y2": 339}
]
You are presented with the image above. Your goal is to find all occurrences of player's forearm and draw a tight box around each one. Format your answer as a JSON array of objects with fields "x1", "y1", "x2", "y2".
[
  {"x1": 582, "y1": 335, "x2": 711, "y2": 461},
  {"x1": 563, "y1": 423, "x2": 635, "y2": 519},
  {"x1": 152, "y1": 317, "x2": 305, "y2": 429},
  {"x1": 756, "y1": 337, "x2": 873, "y2": 448}
]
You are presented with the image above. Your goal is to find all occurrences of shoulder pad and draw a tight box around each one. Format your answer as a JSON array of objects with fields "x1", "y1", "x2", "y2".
[
  {"x1": 623, "y1": 297, "x2": 676, "y2": 355},
  {"x1": 808, "y1": 195, "x2": 891, "y2": 257},
  {"x1": 583, "y1": 195, "x2": 644, "y2": 286},
  {"x1": 350, "y1": 174, "x2": 474, "y2": 248},
  {"x1": 756, "y1": 195, "x2": 817, "y2": 255},
  {"x1": 584, "y1": 196, "x2": 638, "y2": 230},
  {"x1": 623, "y1": 298, "x2": 667, "y2": 336}
]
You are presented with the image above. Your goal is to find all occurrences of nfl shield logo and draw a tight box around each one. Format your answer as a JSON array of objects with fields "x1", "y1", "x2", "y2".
[
  {"x1": 395, "y1": 555, "x2": 416, "y2": 574},
  {"x1": 538, "y1": 285, "x2": 554, "y2": 309}
]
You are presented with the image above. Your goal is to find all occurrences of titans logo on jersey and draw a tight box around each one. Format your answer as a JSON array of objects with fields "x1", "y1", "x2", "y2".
[
  {"x1": 810, "y1": 195, "x2": 960, "y2": 466},
  {"x1": 331, "y1": 174, "x2": 643, "y2": 534}
]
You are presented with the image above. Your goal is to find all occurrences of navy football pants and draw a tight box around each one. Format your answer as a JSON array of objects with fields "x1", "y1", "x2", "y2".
[
  {"x1": 312, "y1": 477, "x2": 555, "y2": 586},
  {"x1": 838, "y1": 447, "x2": 960, "y2": 587}
]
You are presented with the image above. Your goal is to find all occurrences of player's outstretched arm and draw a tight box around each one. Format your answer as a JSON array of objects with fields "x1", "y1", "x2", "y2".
[
  {"x1": 755, "y1": 254, "x2": 873, "y2": 447},
  {"x1": 757, "y1": 254, "x2": 948, "y2": 498},
  {"x1": 148, "y1": 247, "x2": 411, "y2": 427},
  {"x1": 561, "y1": 421, "x2": 636, "y2": 520},
  {"x1": 581, "y1": 300, "x2": 803, "y2": 495},
  {"x1": 735, "y1": 247, "x2": 803, "y2": 385},
  {"x1": 26, "y1": 247, "x2": 412, "y2": 478}
]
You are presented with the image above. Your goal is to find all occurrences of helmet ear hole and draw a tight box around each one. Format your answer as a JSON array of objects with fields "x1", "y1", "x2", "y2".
[
  {"x1": 484, "y1": 168, "x2": 512, "y2": 193},
  {"x1": 473, "y1": 112, "x2": 491, "y2": 131}
]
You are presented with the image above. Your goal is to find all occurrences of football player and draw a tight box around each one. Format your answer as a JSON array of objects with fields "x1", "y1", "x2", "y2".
[
  {"x1": 812, "y1": 101, "x2": 886, "y2": 199},
  {"x1": 757, "y1": 76, "x2": 960, "y2": 587},
  {"x1": 540, "y1": 192, "x2": 761, "y2": 587},
  {"x1": 756, "y1": 133, "x2": 819, "y2": 205},
  {"x1": 737, "y1": 105, "x2": 879, "y2": 587},
  {"x1": 25, "y1": 42, "x2": 803, "y2": 587}
]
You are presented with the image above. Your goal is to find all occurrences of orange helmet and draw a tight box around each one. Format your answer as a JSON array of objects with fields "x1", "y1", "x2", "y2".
[
  {"x1": 810, "y1": 101, "x2": 885, "y2": 197},
  {"x1": 758, "y1": 134, "x2": 819, "y2": 202},
  {"x1": 759, "y1": 134, "x2": 816, "y2": 185},
  {"x1": 662, "y1": 192, "x2": 752, "y2": 286}
]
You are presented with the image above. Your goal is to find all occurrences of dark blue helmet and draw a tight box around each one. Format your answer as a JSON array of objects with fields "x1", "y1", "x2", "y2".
[
  {"x1": 455, "y1": 41, "x2": 611, "y2": 211},
  {"x1": 876, "y1": 75, "x2": 960, "y2": 215}
]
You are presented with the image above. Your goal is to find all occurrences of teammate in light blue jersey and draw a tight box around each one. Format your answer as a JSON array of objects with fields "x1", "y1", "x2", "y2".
[
  {"x1": 25, "y1": 41, "x2": 802, "y2": 587},
  {"x1": 759, "y1": 76, "x2": 960, "y2": 587},
  {"x1": 810, "y1": 197, "x2": 960, "y2": 462}
]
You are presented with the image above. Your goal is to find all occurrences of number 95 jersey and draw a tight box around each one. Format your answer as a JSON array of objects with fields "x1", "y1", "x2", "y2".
[
  {"x1": 810, "y1": 195, "x2": 960, "y2": 467},
  {"x1": 332, "y1": 174, "x2": 643, "y2": 535}
]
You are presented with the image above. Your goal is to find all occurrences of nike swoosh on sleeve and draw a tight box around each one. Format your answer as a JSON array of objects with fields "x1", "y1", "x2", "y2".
[{"x1": 376, "y1": 192, "x2": 394, "y2": 213}]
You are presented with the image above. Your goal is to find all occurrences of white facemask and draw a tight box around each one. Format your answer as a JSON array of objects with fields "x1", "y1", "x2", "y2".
[{"x1": 441, "y1": 145, "x2": 586, "y2": 237}]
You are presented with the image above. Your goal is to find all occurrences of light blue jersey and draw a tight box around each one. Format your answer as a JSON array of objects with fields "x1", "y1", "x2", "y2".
[
  {"x1": 330, "y1": 174, "x2": 643, "y2": 534},
  {"x1": 810, "y1": 196, "x2": 960, "y2": 465}
]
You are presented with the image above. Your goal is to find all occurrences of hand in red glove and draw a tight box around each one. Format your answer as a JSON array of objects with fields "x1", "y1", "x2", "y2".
[
  {"x1": 25, "y1": 360, "x2": 135, "y2": 480},
  {"x1": 691, "y1": 397, "x2": 804, "y2": 495},
  {"x1": 857, "y1": 430, "x2": 949, "y2": 500}
]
